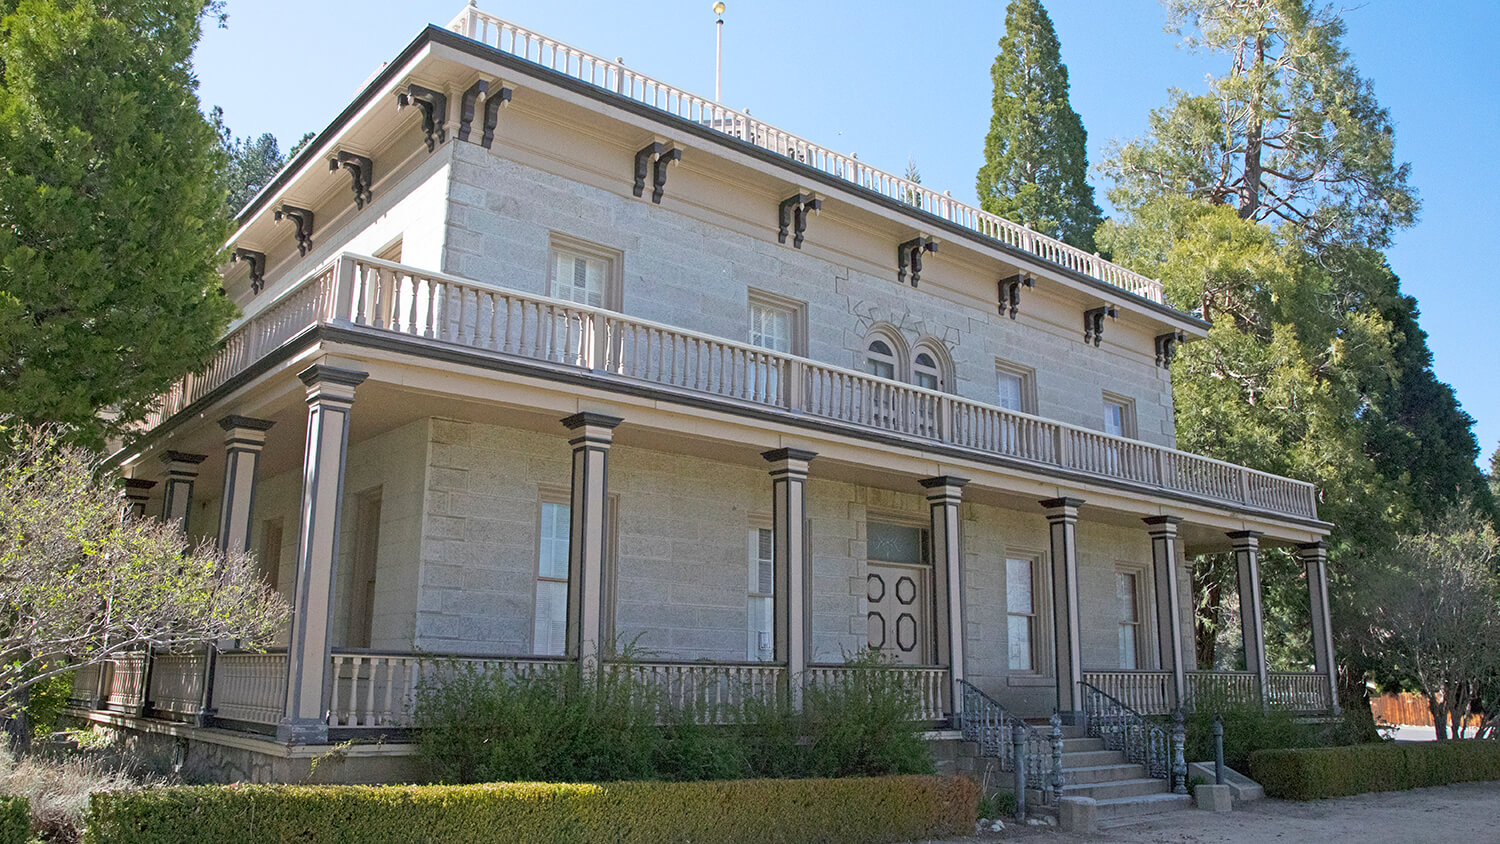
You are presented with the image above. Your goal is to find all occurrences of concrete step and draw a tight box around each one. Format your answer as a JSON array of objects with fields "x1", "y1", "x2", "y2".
[
  {"x1": 1024, "y1": 719, "x2": 1085, "y2": 738},
  {"x1": 1062, "y1": 762, "x2": 1148, "y2": 784},
  {"x1": 1062, "y1": 777, "x2": 1169, "y2": 801},
  {"x1": 1092, "y1": 791, "x2": 1192, "y2": 821},
  {"x1": 1059, "y1": 749, "x2": 1128, "y2": 767},
  {"x1": 1060, "y1": 736, "x2": 1104, "y2": 753}
]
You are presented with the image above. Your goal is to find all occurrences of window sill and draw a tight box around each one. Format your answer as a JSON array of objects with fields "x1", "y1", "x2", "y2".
[{"x1": 1006, "y1": 674, "x2": 1054, "y2": 687}]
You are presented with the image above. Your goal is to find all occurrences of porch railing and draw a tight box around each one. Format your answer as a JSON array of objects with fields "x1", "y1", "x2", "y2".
[
  {"x1": 328, "y1": 651, "x2": 570, "y2": 728},
  {"x1": 102, "y1": 652, "x2": 148, "y2": 713},
  {"x1": 1186, "y1": 670, "x2": 1261, "y2": 710},
  {"x1": 146, "y1": 651, "x2": 207, "y2": 719},
  {"x1": 213, "y1": 651, "x2": 288, "y2": 726},
  {"x1": 604, "y1": 661, "x2": 786, "y2": 725},
  {"x1": 146, "y1": 253, "x2": 1318, "y2": 523},
  {"x1": 806, "y1": 664, "x2": 949, "y2": 722},
  {"x1": 447, "y1": 5, "x2": 1167, "y2": 305},
  {"x1": 1081, "y1": 671, "x2": 1175, "y2": 716},
  {"x1": 69, "y1": 662, "x2": 103, "y2": 707},
  {"x1": 1268, "y1": 671, "x2": 1332, "y2": 712}
]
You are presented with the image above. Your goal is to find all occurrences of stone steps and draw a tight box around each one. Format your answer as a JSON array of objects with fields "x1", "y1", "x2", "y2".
[
  {"x1": 1092, "y1": 792, "x2": 1192, "y2": 821},
  {"x1": 1062, "y1": 776, "x2": 1170, "y2": 801},
  {"x1": 1064, "y1": 762, "x2": 1148, "y2": 784}
]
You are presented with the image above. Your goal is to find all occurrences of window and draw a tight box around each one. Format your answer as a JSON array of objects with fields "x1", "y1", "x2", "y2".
[
  {"x1": 747, "y1": 293, "x2": 803, "y2": 404},
  {"x1": 1117, "y1": 570, "x2": 1143, "y2": 670},
  {"x1": 748, "y1": 301, "x2": 792, "y2": 354},
  {"x1": 534, "y1": 500, "x2": 572, "y2": 657},
  {"x1": 259, "y1": 519, "x2": 283, "y2": 591},
  {"x1": 548, "y1": 236, "x2": 620, "y2": 310},
  {"x1": 346, "y1": 489, "x2": 382, "y2": 649},
  {"x1": 1103, "y1": 394, "x2": 1136, "y2": 438},
  {"x1": 864, "y1": 339, "x2": 898, "y2": 379},
  {"x1": 912, "y1": 343, "x2": 948, "y2": 392},
  {"x1": 748, "y1": 527, "x2": 775, "y2": 662},
  {"x1": 1006, "y1": 557, "x2": 1038, "y2": 671}
]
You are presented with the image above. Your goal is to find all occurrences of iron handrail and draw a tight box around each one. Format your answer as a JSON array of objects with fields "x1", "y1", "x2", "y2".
[
  {"x1": 1079, "y1": 680, "x2": 1186, "y2": 793},
  {"x1": 957, "y1": 679, "x2": 1063, "y2": 805}
]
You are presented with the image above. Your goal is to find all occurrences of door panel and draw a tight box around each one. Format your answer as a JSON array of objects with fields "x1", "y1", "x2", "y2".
[{"x1": 867, "y1": 563, "x2": 927, "y2": 665}]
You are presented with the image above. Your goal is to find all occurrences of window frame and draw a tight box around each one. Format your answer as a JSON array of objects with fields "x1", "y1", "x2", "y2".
[
  {"x1": 911, "y1": 340, "x2": 951, "y2": 393},
  {"x1": 1004, "y1": 550, "x2": 1053, "y2": 682},
  {"x1": 547, "y1": 233, "x2": 623, "y2": 311},
  {"x1": 1114, "y1": 562, "x2": 1154, "y2": 670},
  {"x1": 861, "y1": 327, "x2": 907, "y2": 381},
  {"x1": 746, "y1": 289, "x2": 807, "y2": 357},
  {"x1": 747, "y1": 522, "x2": 776, "y2": 663},
  {"x1": 532, "y1": 491, "x2": 574, "y2": 657},
  {"x1": 994, "y1": 361, "x2": 1037, "y2": 414},
  {"x1": 1102, "y1": 392, "x2": 1138, "y2": 439}
]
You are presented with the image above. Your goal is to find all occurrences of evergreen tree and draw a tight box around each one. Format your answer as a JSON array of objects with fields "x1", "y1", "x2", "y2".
[
  {"x1": 222, "y1": 129, "x2": 284, "y2": 215},
  {"x1": 0, "y1": 0, "x2": 235, "y2": 441},
  {"x1": 976, "y1": 0, "x2": 1102, "y2": 251}
]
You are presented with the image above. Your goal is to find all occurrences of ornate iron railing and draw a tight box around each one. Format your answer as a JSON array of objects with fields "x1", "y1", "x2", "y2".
[
  {"x1": 957, "y1": 679, "x2": 1062, "y2": 805},
  {"x1": 1079, "y1": 680, "x2": 1186, "y2": 793}
]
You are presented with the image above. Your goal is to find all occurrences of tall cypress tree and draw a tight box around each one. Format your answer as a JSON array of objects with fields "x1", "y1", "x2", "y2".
[{"x1": 976, "y1": 0, "x2": 1103, "y2": 251}]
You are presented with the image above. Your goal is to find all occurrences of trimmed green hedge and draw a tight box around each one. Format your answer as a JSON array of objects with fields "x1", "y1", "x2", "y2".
[
  {"x1": 86, "y1": 775, "x2": 977, "y2": 844},
  {"x1": 1251, "y1": 741, "x2": 1500, "y2": 800},
  {"x1": 0, "y1": 795, "x2": 29, "y2": 844}
]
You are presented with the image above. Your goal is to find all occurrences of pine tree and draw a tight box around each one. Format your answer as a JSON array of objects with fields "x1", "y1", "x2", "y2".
[
  {"x1": 222, "y1": 130, "x2": 285, "y2": 215},
  {"x1": 976, "y1": 0, "x2": 1103, "y2": 251}
]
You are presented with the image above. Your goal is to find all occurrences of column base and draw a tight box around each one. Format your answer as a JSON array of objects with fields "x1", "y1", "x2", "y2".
[{"x1": 276, "y1": 718, "x2": 330, "y2": 744}]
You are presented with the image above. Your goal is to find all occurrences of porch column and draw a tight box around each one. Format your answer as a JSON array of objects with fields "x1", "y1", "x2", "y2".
[
  {"x1": 123, "y1": 478, "x2": 156, "y2": 519},
  {"x1": 159, "y1": 451, "x2": 207, "y2": 528},
  {"x1": 764, "y1": 447, "x2": 815, "y2": 709},
  {"x1": 921, "y1": 475, "x2": 968, "y2": 719},
  {"x1": 1299, "y1": 541, "x2": 1340, "y2": 713},
  {"x1": 562, "y1": 412, "x2": 621, "y2": 667},
  {"x1": 199, "y1": 416, "x2": 275, "y2": 726},
  {"x1": 1229, "y1": 530, "x2": 1269, "y2": 704},
  {"x1": 1144, "y1": 516, "x2": 1187, "y2": 710},
  {"x1": 1042, "y1": 497, "x2": 1084, "y2": 723},
  {"x1": 279, "y1": 365, "x2": 366, "y2": 743}
]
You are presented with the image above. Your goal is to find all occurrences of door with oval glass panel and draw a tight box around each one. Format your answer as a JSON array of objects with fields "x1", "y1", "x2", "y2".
[{"x1": 864, "y1": 521, "x2": 931, "y2": 666}]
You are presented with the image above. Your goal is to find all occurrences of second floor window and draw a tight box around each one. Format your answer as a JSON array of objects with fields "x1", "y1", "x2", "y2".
[
  {"x1": 550, "y1": 246, "x2": 609, "y2": 308},
  {"x1": 749, "y1": 300, "x2": 793, "y2": 353},
  {"x1": 913, "y1": 350, "x2": 942, "y2": 390},
  {"x1": 865, "y1": 339, "x2": 898, "y2": 379},
  {"x1": 1103, "y1": 394, "x2": 1136, "y2": 438},
  {"x1": 997, "y1": 370, "x2": 1024, "y2": 411}
]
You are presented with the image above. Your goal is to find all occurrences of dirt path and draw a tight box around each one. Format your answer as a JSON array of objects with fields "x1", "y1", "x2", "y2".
[{"x1": 915, "y1": 780, "x2": 1500, "y2": 843}]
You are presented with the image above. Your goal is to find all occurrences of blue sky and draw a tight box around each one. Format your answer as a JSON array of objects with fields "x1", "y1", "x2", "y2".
[{"x1": 195, "y1": 0, "x2": 1500, "y2": 467}]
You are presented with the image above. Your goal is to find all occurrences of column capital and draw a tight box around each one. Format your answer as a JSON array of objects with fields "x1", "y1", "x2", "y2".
[
  {"x1": 1296, "y1": 540, "x2": 1327, "y2": 558},
  {"x1": 220, "y1": 415, "x2": 275, "y2": 450},
  {"x1": 1040, "y1": 497, "x2": 1084, "y2": 521},
  {"x1": 159, "y1": 450, "x2": 207, "y2": 472},
  {"x1": 1143, "y1": 515, "x2": 1183, "y2": 535},
  {"x1": 561, "y1": 411, "x2": 624, "y2": 431},
  {"x1": 299, "y1": 364, "x2": 367, "y2": 404},
  {"x1": 123, "y1": 478, "x2": 158, "y2": 493},
  {"x1": 761, "y1": 446, "x2": 817, "y2": 465},
  {"x1": 219, "y1": 414, "x2": 276, "y2": 433},
  {"x1": 919, "y1": 475, "x2": 970, "y2": 492},
  {"x1": 1227, "y1": 529, "x2": 1263, "y2": 550}
]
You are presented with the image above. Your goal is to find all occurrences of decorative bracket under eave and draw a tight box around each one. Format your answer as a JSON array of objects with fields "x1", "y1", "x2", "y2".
[
  {"x1": 458, "y1": 80, "x2": 512, "y2": 149},
  {"x1": 328, "y1": 150, "x2": 374, "y2": 209},
  {"x1": 1083, "y1": 305, "x2": 1118, "y2": 347},
  {"x1": 1155, "y1": 330, "x2": 1185, "y2": 367},
  {"x1": 998, "y1": 273, "x2": 1034, "y2": 319},
  {"x1": 273, "y1": 205, "x2": 314, "y2": 256},
  {"x1": 897, "y1": 236, "x2": 938, "y2": 287},
  {"x1": 231, "y1": 247, "x2": 267, "y2": 294},
  {"x1": 633, "y1": 142, "x2": 681, "y2": 203},
  {"x1": 396, "y1": 83, "x2": 448, "y2": 152},
  {"x1": 777, "y1": 192, "x2": 821, "y2": 248}
]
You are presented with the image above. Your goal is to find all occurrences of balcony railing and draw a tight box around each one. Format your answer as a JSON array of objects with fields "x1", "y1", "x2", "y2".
[
  {"x1": 447, "y1": 5, "x2": 1166, "y2": 305},
  {"x1": 146, "y1": 254, "x2": 1318, "y2": 521}
]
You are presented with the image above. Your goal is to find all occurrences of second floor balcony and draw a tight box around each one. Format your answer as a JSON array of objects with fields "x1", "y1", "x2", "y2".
[{"x1": 146, "y1": 253, "x2": 1319, "y2": 524}]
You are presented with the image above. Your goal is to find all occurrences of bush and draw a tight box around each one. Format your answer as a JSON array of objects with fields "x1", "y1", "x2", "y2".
[
  {"x1": 0, "y1": 796, "x2": 28, "y2": 844},
  {"x1": 0, "y1": 742, "x2": 166, "y2": 844},
  {"x1": 85, "y1": 775, "x2": 979, "y2": 844},
  {"x1": 1183, "y1": 700, "x2": 1324, "y2": 771},
  {"x1": 801, "y1": 651, "x2": 933, "y2": 778},
  {"x1": 1250, "y1": 741, "x2": 1500, "y2": 799}
]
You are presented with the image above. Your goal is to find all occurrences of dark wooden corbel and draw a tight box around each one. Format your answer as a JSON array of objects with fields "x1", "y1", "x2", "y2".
[
  {"x1": 328, "y1": 151, "x2": 373, "y2": 209},
  {"x1": 651, "y1": 147, "x2": 681, "y2": 203},
  {"x1": 458, "y1": 80, "x2": 487, "y2": 143},
  {"x1": 897, "y1": 236, "x2": 937, "y2": 287},
  {"x1": 1083, "y1": 305, "x2": 1118, "y2": 347},
  {"x1": 396, "y1": 84, "x2": 448, "y2": 152},
  {"x1": 777, "y1": 193, "x2": 821, "y2": 248},
  {"x1": 231, "y1": 248, "x2": 266, "y2": 294},
  {"x1": 633, "y1": 142, "x2": 668, "y2": 198},
  {"x1": 480, "y1": 86, "x2": 511, "y2": 149},
  {"x1": 273, "y1": 205, "x2": 314, "y2": 256},
  {"x1": 458, "y1": 80, "x2": 512, "y2": 147},
  {"x1": 998, "y1": 273, "x2": 1034, "y2": 319},
  {"x1": 1155, "y1": 330, "x2": 1185, "y2": 367}
]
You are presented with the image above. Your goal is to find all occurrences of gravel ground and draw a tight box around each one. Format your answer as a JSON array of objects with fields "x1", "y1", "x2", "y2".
[{"x1": 910, "y1": 780, "x2": 1500, "y2": 843}]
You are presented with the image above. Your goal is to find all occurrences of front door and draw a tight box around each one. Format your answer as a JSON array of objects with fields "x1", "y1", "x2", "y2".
[{"x1": 866, "y1": 563, "x2": 928, "y2": 665}]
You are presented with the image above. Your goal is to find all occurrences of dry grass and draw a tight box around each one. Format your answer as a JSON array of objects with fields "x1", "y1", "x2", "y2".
[{"x1": 0, "y1": 735, "x2": 171, "y2": 843}]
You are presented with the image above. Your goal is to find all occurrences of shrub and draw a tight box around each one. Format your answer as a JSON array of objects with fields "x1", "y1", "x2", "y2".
[
  {"x1": 1, "y1": 742, "x2": 167, "y2": 844},
  {"x1": 0, "y1": 796, "x2": 28, "y2": 844},
  {"x1": 1250, "y1": 741, "x2": 1500, "y2": 799},
  {"x1": 85, "y1": 775, "x2": 979, "y2": 844},
  {"x1": 1183, "y1": 700, "x2": 1324, "y2": 771},
  {"x1": 801, "y1": 652, "x2": 933, "y2": 778}
]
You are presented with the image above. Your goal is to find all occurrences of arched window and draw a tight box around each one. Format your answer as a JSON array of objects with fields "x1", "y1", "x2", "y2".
[
  {"x1": 913, "y1": 350, "x2": 942, "y2": 391},
  {"x1": 864, "y1": 338, "x2": 899, "y2": 379}
]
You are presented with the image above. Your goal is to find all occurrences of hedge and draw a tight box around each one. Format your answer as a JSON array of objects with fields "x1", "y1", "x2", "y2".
[
  {"x1": 1250, "y1": 741, "x2": 1500, "y2": 800},
  {"x1": 0, "y1": 796, "x2": 28, "y2": 844},
  {"x1": 85, "y1": 775, "x2": 977, "y2": 844}
]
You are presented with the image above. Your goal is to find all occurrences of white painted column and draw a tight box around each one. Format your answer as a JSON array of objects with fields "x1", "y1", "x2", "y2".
[
  {"x1": 279, "y1": 365, "x2": 366, "y2": 743},
  {"x1": 159, "y1": 451, "x2": 207, "y2": 529},
  {"x1": 562, "y1": 412, "x2": 621, "y2": 668},
  {"x1": 198, "y1": 416, "x2": 275, "y2": 726},
  {"x1": 1229, "y1": 530, "x2": 1269, "y2": 705},
  {"x1": 764, "y1": 447, "x2": 815, "y2": 709},
  {"x1": 922, "y1": 475, "x2": 968, "y2": 719},
  {"x1": 1145, "y1": 516, "x2": 1187, "y2": 710},
  {"x1": 1299, "y1": 541, "x2": 1340, "y2": 713},
  {"x1": 1043, "y1": 497, "x2": 1084, "y2": 723}
]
